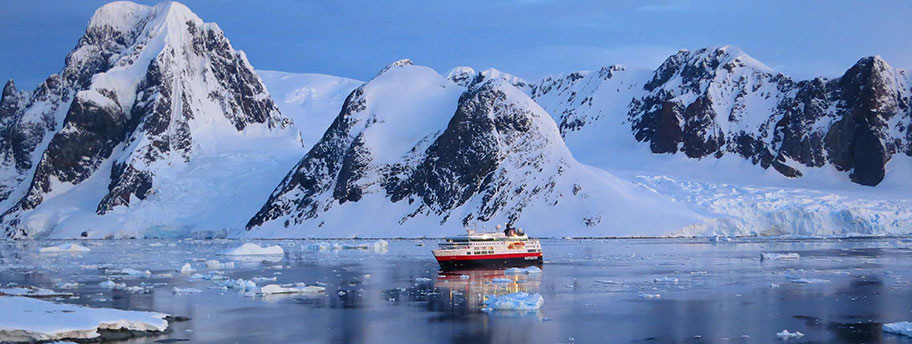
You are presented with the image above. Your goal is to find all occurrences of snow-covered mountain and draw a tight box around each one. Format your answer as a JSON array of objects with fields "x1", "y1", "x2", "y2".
[
  {"x1": 257, "y1": 71, "x2": 362, "y2": 149},
  {"x1": 1, "y1": 1, "x2": 908, "y2": 239},
  {"x1": 533, "y1": 46, "x2": 912, "y2": 187},
  {"x1": 0, "y1": 1, "x2": 306, "y2": 239},
  {"x1": 245, "y1": 60, "x2": 707, "y2": 238},
  {"x1": 530, "y1": 46, "x2": 912, "y2": 237}
]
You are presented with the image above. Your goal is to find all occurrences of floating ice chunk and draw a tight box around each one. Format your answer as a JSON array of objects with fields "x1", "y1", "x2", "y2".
[
  {"x1": 118, "y1": 268, "x2": 152, "y2": 278},
  {"x1": 371, "y1": 240, "x2": 389, "y2": 253},
  {"x1": 56, "y1": 282, "x2": 79, "y2": 290},
  {"x1": 491, "y1": 278, "x2": 513, "y2": 284},
  {"x1": 482, "y1": 292, "x2": 543, "y2": 311},
  {"x1": 171, "y1": 287, "x2": 202, "y2": 294},
  {"x1": 638, "y1": 293, "x2": 661, "y2": 299},
  {"x1": 654, "y1": 277, "x2": 678, "y2": 284},
  {"x1": 884, "y1": 321, "x2": 912, "y2": 337},
  {"x1": 709, "y1": 235, "x2": 731, "y2": 242},
  {"x1": 189, "y1": 271, "x2": 224, "y2": 281},
  {"x1": 98, "y1": 280, "x2": 125, "y2": 290},
  {"x1": 303, "y1": 242, "x2": 331, "y2": 252},
  {"x1": 459, "y1": 275, "x2": 470, "y2": 279},
  {"x1": 124, "y1": 286, "x2": 151, "y2": 294},
  {"x1": 259, "y1": 284, "x2": 325, "y2": 295},
  {"x1": 761, "y1": 253, "x2": 800, "y2": 260},
  {"x1": 594, "y1": 280, "x2": 620, "y2": 285},
  {"x1": 205, "y1": 260, "x2": 222, "y2": 269},
  {"x1": 252, "y1": 277, "x2": 277, "y2": 283},
  {"x1": 0, "y1": 286, "x2": 73, "y2": 298},
  {"x1": 776, "y1": 330, "x2": 804, "y2": 340},
  {"x1": 220, "y1": 279, "x2": 257, "y2": 292},
  {"x1": 180, "y1": 263, "x2": 194, "y2": 274},
  {"x1": 222, "y1": 243, "x2": 285, "y2": 256},
  {"x1": 415, "y1": 277, "x2": 432, "y2": 283},
  {"x1": 0, "y1": 296, "x2": 170, "y2": 342},
  {"x1": 787, "y1": 276, "x2": 831, "y2": 284},
  {"x1": 504, "y1": 266, "x2": 542, "y2": 275},
  {"x1": 38, "y1": 243, "x2": 91, "y2": 253}
]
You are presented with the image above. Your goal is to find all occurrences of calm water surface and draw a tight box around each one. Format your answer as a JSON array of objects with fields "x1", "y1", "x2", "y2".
[{"x1": 2, "y1": 238, "x2": 912, "y2": 343}]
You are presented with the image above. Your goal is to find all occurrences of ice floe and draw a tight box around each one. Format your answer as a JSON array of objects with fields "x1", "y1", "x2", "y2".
[
  {"x1": 482, "y1": 292, "x2": 543, "y2": 311},
  {"x1": 0, "y1": 286, "x2": 73, "y2": 298},
  {"x1": 884, "y1": 321, "x2": 912, "y2": 337},
  {"x1": 0, "y1": 296, "x2": 169, "y2": 342},
  {"x1": 761, "y1": 253, "x2": 800, "y2": 260},
  {"x1": 787, "y1": 276, "x2": 831, "y2": 284},
  {"x1": 113, "y1": 268, "x2": 152, "y2": 278},
  {"x1": 259, "y1": 284, "x2": 325, "y2": 295},
  {"x1": 638, "y1": 293, "x2": 661, "y2": 299},
  {"x1": 38, "y1": 243, "x2": 91, "y2": 254},
  {"x1": 180, "y1": 263, "x2": 194, "y2": 274},
  {"x1": 171, "y1": 287, "x2": 202, "y2": 294}
]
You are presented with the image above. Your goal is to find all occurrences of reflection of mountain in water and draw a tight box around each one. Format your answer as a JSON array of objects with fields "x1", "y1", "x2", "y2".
[{"x1": 384, "y1": 269, "x2": 542, "y2": 316}]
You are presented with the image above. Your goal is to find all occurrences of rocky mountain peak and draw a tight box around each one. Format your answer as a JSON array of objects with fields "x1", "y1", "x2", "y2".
[
  {"x1": 2, "y1": 80, "x2": 17, "y2": 99},
  {"x1": 373, "y1": 59, "x2": 414, "y2": 79},
  {"x1": 446, "y1": 66, "x2": 478, "y2": 87},
  {"x1": 645, "y1": 45, "x2": 774, "y2": 93}
]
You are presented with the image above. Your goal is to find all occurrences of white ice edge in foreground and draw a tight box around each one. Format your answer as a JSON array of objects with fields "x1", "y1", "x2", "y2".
[{"x1": 0, "y1": 296, "x2": 169, "y2": 342}]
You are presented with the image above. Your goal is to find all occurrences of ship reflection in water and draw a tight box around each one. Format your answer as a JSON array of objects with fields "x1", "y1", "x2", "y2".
[{"x1": 384, "y1": 268, "x2": 543, "y2": 318}]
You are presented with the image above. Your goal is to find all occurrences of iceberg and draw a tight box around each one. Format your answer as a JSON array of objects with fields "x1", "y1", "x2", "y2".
[
  {"x1": 776, "y1": 330, "x2": 804, "y2": 340},
  {"x1": 223, "y1": 243, "x2": 285, "y2": 256}
]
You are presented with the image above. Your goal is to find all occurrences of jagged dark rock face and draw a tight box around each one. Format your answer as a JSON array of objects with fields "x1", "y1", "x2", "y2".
[
  {"x1": 14, "y1": 91, "x2": 127, "y2": 212},
  {"x1": 823, "y1": 57, "x2": 904, "y2": 185},
  {"x1": 620, "y1": 48, "x2": 911, "y2": 186},
  {"x1": 389, "y1": 83, "x2": 506, "y2": 214},
  {"x1": 247, "y1": 87, "x2": 367, "y2": 229}
]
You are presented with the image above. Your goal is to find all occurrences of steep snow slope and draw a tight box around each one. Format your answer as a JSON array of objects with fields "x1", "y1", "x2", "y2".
[
  {"x1": 245, "y1": 60, "x2": 708, "y2": 238},
  {"x1": 257, "y1": 70, "x2": 362, "y2": 149},
  {"x1": 0, "y1": 1, "x2": 303, "y2": 239}
]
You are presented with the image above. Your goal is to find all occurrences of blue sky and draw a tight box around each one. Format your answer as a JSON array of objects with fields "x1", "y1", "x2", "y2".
[{"x1": 1, "y1": 0, "x2": 911, "y2": 90}]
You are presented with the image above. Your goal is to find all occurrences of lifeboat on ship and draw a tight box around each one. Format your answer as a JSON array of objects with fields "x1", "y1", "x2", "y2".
[{"x1": 433, "y1": 224, "x2": 543, "y2": 269}]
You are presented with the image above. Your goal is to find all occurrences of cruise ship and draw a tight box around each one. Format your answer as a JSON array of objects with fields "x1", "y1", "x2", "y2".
[{"x1": 433, "y1": 224, "x2": 543, "y2": 269}]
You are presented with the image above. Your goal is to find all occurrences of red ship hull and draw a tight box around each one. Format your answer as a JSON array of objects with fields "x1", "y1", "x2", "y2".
[{"x1": 435, "y1": 252, "x2": 543, "y2": 269}]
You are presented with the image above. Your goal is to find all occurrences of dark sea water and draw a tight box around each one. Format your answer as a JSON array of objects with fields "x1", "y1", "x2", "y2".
[{"x1": 3, "y1": 238, "x2": 912, "y2": 343}]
